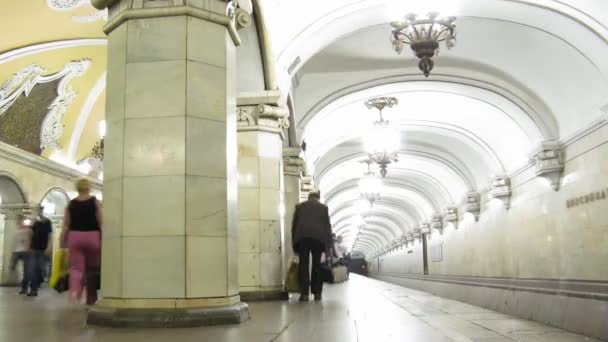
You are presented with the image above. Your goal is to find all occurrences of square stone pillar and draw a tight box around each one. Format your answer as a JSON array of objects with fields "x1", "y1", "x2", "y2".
[
  {"x1": 236, "y1": 91, "x2": 289, "y2": 300},
  {"x1": 282, "y1": 147, "x2": 304, "y2": 275},
  {"x1": 89, "y1": 0, "x2": 248, "y2": 327}
]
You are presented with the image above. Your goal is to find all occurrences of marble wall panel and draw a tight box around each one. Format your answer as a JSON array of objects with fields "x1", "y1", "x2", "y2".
[
  {"x1": 185, "y1": 117, "x2": 227, "y2": 178},
  {"x1": 125, "y1": 60, "x2": 187, "y2": 118},
  {"x1": 126, "y1": 16, "x2": 187, "y2": 63},
  {"x1": 123, "y1": 116, "x2": 186, "y2": 177},
  {"x1": 104, "y1": 120, "x2": 124, "y2": 182},
  {"x1": 123, "y1": 175, "x2": 185, "y2": 236},
  {"x1": 186, "y1": 61, "x2": 227, "y2": 121},
  {"x1": 185, "y1": 175, "x2": 227, "y2": 237},
  {"x1": 101, "y1": 237, "x2": 122, "y2": 298},
  {"x1": 122, "y1": 236, "x2": 186, "y2": 298},
  {"x1": 106, "y1": 23, "x2": 127, "y2": 123},
  {"x1": 101, "y1": 178, "x2": 123, "y2": 238},
  {"x1": 186, "y1": 236, "x2": 228, "y2": 297},
  {"x1": 187, "y1": 17, "x2": 227, "y2": 68}
]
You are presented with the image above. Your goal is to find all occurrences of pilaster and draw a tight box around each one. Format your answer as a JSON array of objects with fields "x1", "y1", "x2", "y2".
[{"x1": 236, "y1": 91, "x2": 288, "y2": 301}]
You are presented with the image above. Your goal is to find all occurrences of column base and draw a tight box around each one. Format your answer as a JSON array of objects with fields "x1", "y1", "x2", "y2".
[
  {"x1": 87, "y1": 302, "x2": 250, "y2": 328},
  {"x1": 240, "y1": 289, "x2": 288, "y2": 301}
]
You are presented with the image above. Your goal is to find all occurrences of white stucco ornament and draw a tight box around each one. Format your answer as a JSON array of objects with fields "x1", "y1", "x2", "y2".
[{"x1": 47, "y1": 0, "x2": 108, "y2": 23}]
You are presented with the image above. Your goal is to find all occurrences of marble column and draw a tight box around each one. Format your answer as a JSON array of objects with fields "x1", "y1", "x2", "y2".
[
  {"x1": 282, "y1": 147, "x2": 304, "y2": 275},
  {"x1": 236, "y1": 91, "x2": 289, "y2": 300},
  {"x1": 89, "y1": 0, "x2": 248, "y2": 327}
]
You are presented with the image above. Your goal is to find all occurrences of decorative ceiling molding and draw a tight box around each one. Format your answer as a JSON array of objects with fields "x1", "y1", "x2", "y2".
[
  {"x1": 0, "y1": 59, "x2": 92, "y2": 152},
  {"x1": 67, "y1": 72, "x2": 106, "y2": 162},
  {"x1": 47, "y1": 0, "x2": 108, "y2": 23},
  {"x1": 0, "y1": 39, "x2": 107, "y2": 65}
]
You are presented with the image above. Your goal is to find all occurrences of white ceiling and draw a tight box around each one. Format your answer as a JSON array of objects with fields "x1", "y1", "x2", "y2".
[{"x1": 265, "y1": 0, "x2": 608, "y2": 256}]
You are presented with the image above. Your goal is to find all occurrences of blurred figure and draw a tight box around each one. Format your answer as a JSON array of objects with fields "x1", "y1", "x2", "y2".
[
  {"x1": 292, "y1": 191, "x2": 332, "y2": 302},
  {"x1": 62, "y1": 178, "x2": 102, "y2": 305},
  {"x1": 11, "y1": 215, "x2": 31, "y2": 295},
  {"x1": 26, "y1": 208, "x2": 53, "y2": 296}
]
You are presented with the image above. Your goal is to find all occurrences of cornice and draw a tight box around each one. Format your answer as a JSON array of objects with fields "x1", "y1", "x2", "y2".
[{"x1": 0, "y1": 142, "x2": 102, "y2": 189}]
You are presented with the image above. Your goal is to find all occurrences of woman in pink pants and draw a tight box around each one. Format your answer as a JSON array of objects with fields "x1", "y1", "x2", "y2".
[{"x1": 62, "y1": 179, "x2": 102, "y2": 305}]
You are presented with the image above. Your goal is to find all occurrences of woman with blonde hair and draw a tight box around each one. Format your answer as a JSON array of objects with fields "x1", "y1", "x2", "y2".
[{"x1": 61, "y1": 178, "x2": 102, "y2": 305}]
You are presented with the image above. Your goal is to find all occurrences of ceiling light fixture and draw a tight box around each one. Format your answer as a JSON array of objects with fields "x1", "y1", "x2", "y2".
[
  {"x1": 358, "y1": 159, "x2": 382, "y2": 206},
  {"x1": 391, "y1": 12, "x2": 456, "y2": 77},
  {"x1": 364, "y1": 97, "x2": 400, "y2": 177}
]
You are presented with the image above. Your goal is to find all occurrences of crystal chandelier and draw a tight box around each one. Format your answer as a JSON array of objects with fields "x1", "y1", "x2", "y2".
[
  {"x1": 358, "y1": 159, "x2": 382, "y2": 206},
  {"x1": 364, "y1": 97, "x2": 400, "y2": 177},
  {"x1": 391, "y1": 12, "x2": 456, "y2": 77}
]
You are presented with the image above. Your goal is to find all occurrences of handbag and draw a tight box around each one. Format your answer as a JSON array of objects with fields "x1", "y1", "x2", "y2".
[
  {"x1": 285, "y1": 257, "x2": 300, "y2": 293},
  {"x1": 53, "y1": 274, "x2": 69, "y2": 293},
  {"x1": 321, "y1": 262, "x2": 334, "y2": 283}
]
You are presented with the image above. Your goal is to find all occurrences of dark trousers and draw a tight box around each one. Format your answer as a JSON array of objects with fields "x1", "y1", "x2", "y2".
[
  {"x1": 11, "y1": 251, "x2": 30, "y2": 289},
  {"x1": 296, "y1": 238, "x2": 324, "y2": 295},
  {"x1": 23, "y1": 250, "x2": 46, "y2": 292}
]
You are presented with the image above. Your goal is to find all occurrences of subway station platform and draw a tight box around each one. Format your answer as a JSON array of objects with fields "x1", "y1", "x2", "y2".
[{"x1": 0, "y1": 275, "x2": 598, "y2": 342}]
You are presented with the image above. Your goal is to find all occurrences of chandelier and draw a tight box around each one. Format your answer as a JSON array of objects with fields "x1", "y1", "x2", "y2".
[
  {"x1": 364, "y1": 97, "x2": 400, "y2": 177},
  {"x1": 77, "y1": 120, "x2": 105, "y2": 178},
  {"x1": 358, "y1": 159, "x2": 382, "y2": 206},
  {"x1": 391, "y1": 12, "x2": 456, "y2": 77}
]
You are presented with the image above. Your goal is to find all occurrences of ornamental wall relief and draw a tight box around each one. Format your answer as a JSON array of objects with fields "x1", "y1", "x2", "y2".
[
  {"x1": 47, "y1": 0, "x2": 108, "y2": 23},
  {"x1": 0, "y1": 59, "x2": 92, "y2": 153}
]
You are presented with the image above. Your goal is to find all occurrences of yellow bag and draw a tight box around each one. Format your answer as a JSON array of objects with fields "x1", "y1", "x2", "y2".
[
  {"x1": 49, "y1": 249, "x2": 69, "y2": 288},
  {"x1": 285, "y1": 257, "x2": 299, "y2": 293}
]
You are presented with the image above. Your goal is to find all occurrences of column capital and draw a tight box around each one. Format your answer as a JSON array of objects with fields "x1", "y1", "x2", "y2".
[
  {"x1": 93, "y1": 0, "x2": 241, "y2": 44},
  {"x1": 464, "y1": 191, "x2": 481, "y2": 221},
  {"x1": 488, "y1": 176, "x2": 512, "y2": 209},
  {"x1": 530, "y1": 140, "x2": 564, "y2": 191},
  {"x1": 282, "y1": 147, "x2": 304, "y2": 176},
  {"x1": 237, "y1": 91, "x2": 289, "y2": 138}
]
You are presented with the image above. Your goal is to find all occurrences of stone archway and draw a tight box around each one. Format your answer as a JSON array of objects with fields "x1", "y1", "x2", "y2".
[
  {"x1": 39, "y1": 188, "x2": 70, "y2": 256},
  {"x1": 0, "y1": 173, "x2": 28, "y2": 285}
]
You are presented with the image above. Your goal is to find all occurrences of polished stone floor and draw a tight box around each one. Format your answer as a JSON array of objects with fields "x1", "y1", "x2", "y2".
[{"x1": 0, "y1": 275, "x2": 598, "y2": 342}]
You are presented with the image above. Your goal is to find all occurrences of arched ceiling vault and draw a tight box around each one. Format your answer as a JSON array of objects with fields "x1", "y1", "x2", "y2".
[{"x1": 277, "y1": 0, "x2": 608, "y2": 258}]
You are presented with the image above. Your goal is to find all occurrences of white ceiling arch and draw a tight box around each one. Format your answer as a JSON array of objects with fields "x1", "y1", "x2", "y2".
[{"x1": 327, "y1": 186, "x2": 434, "y2": 223}]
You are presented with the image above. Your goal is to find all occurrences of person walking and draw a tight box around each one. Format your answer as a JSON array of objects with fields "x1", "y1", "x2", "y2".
[
  {"x1": 292, "y1": 191, "x2": 332, "y2": 302},
  {"x1": 11, "y1": 215, "x2": 31, "y2": 294},
  {"x1": 61, "y1": 179, "x2": 102, "y2": 305},
  {"x1": 26, "y1": 209, "x2": 53, "y2": 297}
]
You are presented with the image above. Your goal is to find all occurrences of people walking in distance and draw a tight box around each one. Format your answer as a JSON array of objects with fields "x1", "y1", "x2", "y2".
[
  {"x1": 25, "y1": 208, "x2": 53, "y2": 297},
  {"x1": 61, "y1": 178, "x2": 102, "y2": 305},
  {"x1": 11, "y1": 214, "x2": 31, "y2": 295},
  {"x1": 292, "y1": 191, "x2": 333, "y2": 302}
]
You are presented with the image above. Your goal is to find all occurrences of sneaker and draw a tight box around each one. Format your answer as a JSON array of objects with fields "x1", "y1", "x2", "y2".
[
  {"x1": 27, "y1": 291, "x2": 38, "y2": 297},
  {"x1": 299, "y1": 294, "x2": 309, "y2": 302},
  {"x1": 18, "y1": 289, "x2": 27, "y2": 295},
  {"x1": 314, "y1": 294, "x2": 322, "y2": 301}
]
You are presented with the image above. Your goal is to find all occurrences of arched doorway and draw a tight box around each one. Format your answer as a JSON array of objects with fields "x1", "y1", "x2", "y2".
[
  {"x1": 39, "y1": 188, "x2": 70, "y2": 255},
  {"x1": 0, "y1": 173, "x2": 28, "y2": 285}
]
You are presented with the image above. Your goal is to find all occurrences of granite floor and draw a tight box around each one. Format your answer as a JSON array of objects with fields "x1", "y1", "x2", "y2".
[{"x1": 0, "y1": 275, "x2": 599, "y2": 342}]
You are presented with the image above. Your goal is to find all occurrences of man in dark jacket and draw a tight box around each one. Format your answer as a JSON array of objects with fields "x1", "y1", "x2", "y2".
[{"x1": 292, "y1": 191, "x2": 332, "y2": 302}]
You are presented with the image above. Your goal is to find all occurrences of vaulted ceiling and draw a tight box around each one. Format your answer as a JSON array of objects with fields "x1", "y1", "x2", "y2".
[{"x1": 2, "y1": 0, "x2": 608, "y2": 257}]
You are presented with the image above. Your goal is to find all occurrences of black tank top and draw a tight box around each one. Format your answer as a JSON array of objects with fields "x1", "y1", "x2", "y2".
[{"x1": 68, "y1": 197, "x2": 99, "y2": 231}]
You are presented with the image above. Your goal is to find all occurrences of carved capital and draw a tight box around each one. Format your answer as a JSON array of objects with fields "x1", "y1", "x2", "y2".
[
  {"x1": 431, "y1": 214, "x2": 444, "y2": 234},
  {"x1": 299, "y1": 176, "x2": 314, "y2": 202},
  {"x1": 489, "y1": 176, "x2": 511, "y2": 209},
  {"x1": 444, "y1": 206, "x2": 458, "y2": 227},
  {"x1": 237, "y1": 98, "x2": 290, "y2": 138},
  {"x1": 464, "y1": 191, "x2": 481, "y2": 221},
  {"x1": 530, "y1": 140, "x2": 563, "y2": 191},
  {"x1": 283, "y1": 147, "x2": 304, "y2": 176}
]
